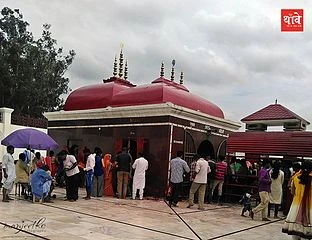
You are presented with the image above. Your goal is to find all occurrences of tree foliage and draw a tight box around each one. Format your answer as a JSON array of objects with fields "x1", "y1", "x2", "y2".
[{"x1": 0, "y1": 7, "x2": 75, "y2": 117}]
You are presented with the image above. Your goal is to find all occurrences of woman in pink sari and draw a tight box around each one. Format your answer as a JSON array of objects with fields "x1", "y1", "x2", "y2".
[{"x1": 103, "y1": 154, "x2": 114, "y2": 196}]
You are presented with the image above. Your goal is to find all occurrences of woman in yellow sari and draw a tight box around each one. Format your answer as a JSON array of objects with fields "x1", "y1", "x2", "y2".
[
  {"x1": 282, "y1": 160, "x2": 312, "y2": 239},
  {"x1": 103, "y1": 154, "x2": 114, "y2": 196}
]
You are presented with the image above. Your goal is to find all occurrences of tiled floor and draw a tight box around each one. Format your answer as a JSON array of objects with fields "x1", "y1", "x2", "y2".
[{"x1": 0, "y1": 187, "x2": 293, "y2": 240}]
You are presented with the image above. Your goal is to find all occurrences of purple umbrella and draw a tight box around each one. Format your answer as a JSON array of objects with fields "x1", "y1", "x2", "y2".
[{"x1": 1, "y1": 128, "x2": 59, "y2": 150}]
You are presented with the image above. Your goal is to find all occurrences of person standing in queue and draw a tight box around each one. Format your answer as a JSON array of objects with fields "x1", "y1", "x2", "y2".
[
  {"x1": 91, "y1": 147, "x2": 104, "y2": 197},
  {"x1": 83, "y1": 148, "x2": 95, "y2": 200},
  {"x1": 169, "y1": 151, "x2": 190, "y2": 207},
  {"x1": 132, "y1": 152, "x2": 148, "y2": 200},
  {"x1": 116, "y1": 147, "x2": 133, "y2": 199},
  {"x1": 59, "y1": 150, "x2": 80, "y2": 202},
  {"x1": 2, "y1": 145, "x2": 15, "y2": 202},
  {"x1": 187, "y1": 153, "x2": 210, "y2": 210}
]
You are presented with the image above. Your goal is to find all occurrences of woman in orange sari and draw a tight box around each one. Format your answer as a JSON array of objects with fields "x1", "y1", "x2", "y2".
[{"x1": 103, "y1": 154, "x2": 114, "y2": 196}]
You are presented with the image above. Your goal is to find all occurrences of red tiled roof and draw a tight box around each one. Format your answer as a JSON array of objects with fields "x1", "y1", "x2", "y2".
[
  {"x1": 227, "y1": 131, "x2": 312, "y2": 157},
  {"x1": 241, "y1": 104, "x2": 309, "y2": 123}
]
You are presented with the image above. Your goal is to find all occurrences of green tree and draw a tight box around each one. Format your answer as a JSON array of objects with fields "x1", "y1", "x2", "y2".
[{"x1": 0, "y1": 7, "x2": 75, "y2": 117}]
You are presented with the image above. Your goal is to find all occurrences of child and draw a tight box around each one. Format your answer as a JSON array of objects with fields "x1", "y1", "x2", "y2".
[{"x1": 239, "y1": 193, "x2": 252, "y2": 217}]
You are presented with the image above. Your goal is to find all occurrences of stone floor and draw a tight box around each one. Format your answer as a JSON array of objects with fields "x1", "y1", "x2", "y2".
[{"x1": 0, "y1": 187, "x2": 293, "y2": 240}]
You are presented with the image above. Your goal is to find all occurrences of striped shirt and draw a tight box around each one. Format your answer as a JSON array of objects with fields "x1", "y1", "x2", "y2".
[
  {"x1": 190, "y1": 161, "x2": 197, "y2": 181},
  {"x1": 215, "y1": 161, "x2": 227, "y2": 180},
  {"x1": 170, "y1": 157, "x2": 190, "y2": 183}
]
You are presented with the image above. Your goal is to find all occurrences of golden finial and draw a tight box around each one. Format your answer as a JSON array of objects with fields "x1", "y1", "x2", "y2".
[
  {"x1": 171, "y1": 59, "x2": 175, "y2": 81},
  {"x1": 124, "y1": 60, "x2": 128, "y2": 80},
  {"x1": 118, "y1": 48, "x2": 124, "y2": 78},
  {"x1": 113, "y1": 55, "x2": 118, "y2": 76},
  {"x1": 160, "y1": 62, "x2": 165, "y2": 78},
  {"x1": 180, "y1": 72, "x2": 184, "y2": 84}
]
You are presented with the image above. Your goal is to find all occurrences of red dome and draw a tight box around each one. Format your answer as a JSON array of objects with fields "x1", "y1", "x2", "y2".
[
  {"x1": 64, "y1": 77, "x2": 134, "y2": 111},
  {"x1": 64, "y1": 77, "x2": 224, "y2": 119}
]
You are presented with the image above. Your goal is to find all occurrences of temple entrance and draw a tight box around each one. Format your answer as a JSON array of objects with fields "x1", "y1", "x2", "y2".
[
  {"x1": 184, "y1": 131, "x2": 196, "y2": 165},
  {"x1": 197, "y1": 140, "x2": 215, "y2": 159},
  {"x1": 122, "y1": 138, "x2": 137, "y2": 160},
  {"x1": 129, "y1": 139, "x2": 137, "y2": 160},
  {"x1": 181, "y1": 131, "x2": 196, "y2": 198},
  {"x1": 216, "y1": 139, "x2": 227, "y2": 158}
]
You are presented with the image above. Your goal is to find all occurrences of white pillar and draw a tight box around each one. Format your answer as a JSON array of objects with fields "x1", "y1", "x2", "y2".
[{"x1": 0, "y1": 107, "x2": 14, "y2": 161}]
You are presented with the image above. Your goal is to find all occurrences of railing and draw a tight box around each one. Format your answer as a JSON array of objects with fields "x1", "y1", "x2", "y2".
[{"x1": 11, "y1": 114, "x2": 48, "y2": 129}]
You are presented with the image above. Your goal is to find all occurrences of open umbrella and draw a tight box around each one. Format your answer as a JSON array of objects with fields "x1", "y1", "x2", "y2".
[{"x1": 1, "y1": 128, "x2": 59, "y2": 150}]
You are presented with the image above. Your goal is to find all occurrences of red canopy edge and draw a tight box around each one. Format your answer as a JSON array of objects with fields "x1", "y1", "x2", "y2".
[{"x1": 227, "y1": 131, "x2": 312, "y2": 157}]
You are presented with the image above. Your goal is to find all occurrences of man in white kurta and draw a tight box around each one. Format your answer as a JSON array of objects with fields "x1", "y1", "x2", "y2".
[
  {"x1": 132, "y1": 153, "x2": 148, "y2": 200},
  {"x1": 2, "y1": 145, "x2": 16, "y2": 202}
]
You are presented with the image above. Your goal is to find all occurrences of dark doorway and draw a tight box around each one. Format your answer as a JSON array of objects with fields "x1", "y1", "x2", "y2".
[
  {"x1": 197, "y1": 140, "x2": 215, "y2": 159},
  {"x1": 129, "y1": 139, "x2": 137, "y2": 160},
  {"x1": 216, "y1": 139, "x2": 227, "y2": 158},
  {"x1": 122, "y1": 138, "x2": 137, "y2": 160},
  {"x1": 184, "y1": 131, "x2": 196, "y2": 165}
]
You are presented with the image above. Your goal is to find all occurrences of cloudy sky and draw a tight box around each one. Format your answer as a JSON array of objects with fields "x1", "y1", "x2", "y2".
[{"x1": 2, "y1": 0, "x2": 312, "y2": 129}]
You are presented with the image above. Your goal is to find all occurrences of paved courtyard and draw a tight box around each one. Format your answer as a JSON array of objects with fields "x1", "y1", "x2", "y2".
[{"x1": 0, "y1": 187, "x2": 292, "y2": 240}]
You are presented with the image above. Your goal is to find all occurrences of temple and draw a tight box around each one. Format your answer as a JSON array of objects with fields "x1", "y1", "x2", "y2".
[{"x1": 44, "y1": 49, "x2": 240, "y2": 197}]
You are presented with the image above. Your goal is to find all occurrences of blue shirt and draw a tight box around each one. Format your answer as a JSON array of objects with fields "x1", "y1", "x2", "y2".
[
  {"x1": 170, "y1": 157, "x2": 190, "y2": 183},
  {"x1": 94, "y1": 155, "x2": 104, "y2": 176},
  {"x1": 31, "y1": 168, "x2": 52, "y2": 198}
]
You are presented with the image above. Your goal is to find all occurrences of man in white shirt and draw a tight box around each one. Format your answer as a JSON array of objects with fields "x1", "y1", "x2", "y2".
[
  {"x1": 132, "y1": 152, "x2": 148, "y2": 200},
  {"x1": 59, "y1": 150, "x2": 80, "y2": 202},
  {"x1": 2, "y1": 145, "x2": 15, "y2": 202},
  {"x1": 187, "y1": 154, "x2": 210, "y2": 210},
  {"x1": 83, "y1": 148, "x2": 95, "y2": 200}
]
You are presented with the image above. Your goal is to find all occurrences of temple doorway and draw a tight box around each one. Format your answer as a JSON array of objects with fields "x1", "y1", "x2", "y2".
[
  {"x1": 197, "y1": 140, "x2": 215, "y2": 159},
  {"x1": 122, "y1": 138, "x2": 137, "y2": 160},
  {"x1": 184, "y1": 131, "x2": 196, "y2": 165}
]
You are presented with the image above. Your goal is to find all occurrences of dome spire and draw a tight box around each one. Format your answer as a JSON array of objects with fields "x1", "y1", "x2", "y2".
[
  {"x1": 160, "y1": 61, "x2": 165, "y2": 78},
  {"x1": 124, "y1": 60, "x2": 128, "y2": 80},
  {"x1": 113, "y1": 55, "x2": 118, "y2": 77},
  {"x1": 180, "y1": 72, "x2": 184, "y2": 85},
  {"x1": 118, "y1": 44, "x2": 124, "y2": 78},
  {"x1": 171, "y1": 59, "x2": 175, "y2": 81}
]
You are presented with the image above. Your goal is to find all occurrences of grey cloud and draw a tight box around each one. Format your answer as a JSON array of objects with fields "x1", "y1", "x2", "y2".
[{"x1": 2, "y1": 0, "x2": 312, "y2": 128}]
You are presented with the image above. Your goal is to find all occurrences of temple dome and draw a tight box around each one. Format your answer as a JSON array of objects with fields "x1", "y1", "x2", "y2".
[
  {"x1": 64, "y1": 77, "x2": 224, "y2": 119},
  {"x1": 64, "y1": 77, "x2": 134, "y2": 111}
]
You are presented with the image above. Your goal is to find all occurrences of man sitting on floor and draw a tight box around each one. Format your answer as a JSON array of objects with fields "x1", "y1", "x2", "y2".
[{"x1": 30, "y1": 165, "x2": 53, "y2": 203}]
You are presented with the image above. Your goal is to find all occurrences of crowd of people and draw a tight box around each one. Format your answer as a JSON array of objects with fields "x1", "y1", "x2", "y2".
[
  {"x1": 1, "y1": 145, "x2": 149, "y2": 203},
  {"x1": 167, "y1": 152, "x2": 312, "y2": 240},
  {"x1": 1, "y1": 145, "x2": 312, "y2": 239}
]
